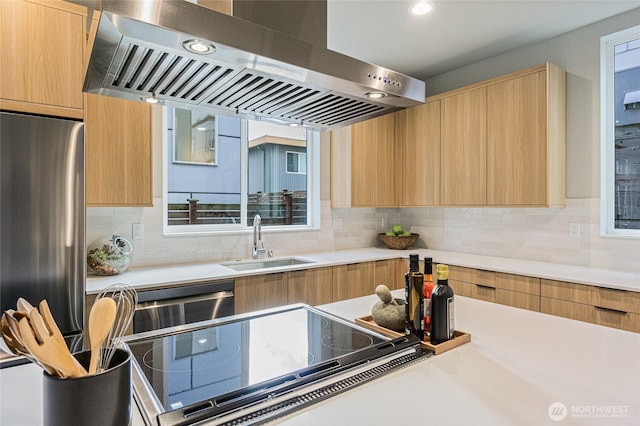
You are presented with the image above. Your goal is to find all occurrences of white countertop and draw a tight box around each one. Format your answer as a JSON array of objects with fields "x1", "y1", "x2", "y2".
[
  {"x1": 86, "y1": 248, "x2": 640, "y2": 294},
  {"x1": 2, "y1": 293, "x2": 639, "y2": 425}
]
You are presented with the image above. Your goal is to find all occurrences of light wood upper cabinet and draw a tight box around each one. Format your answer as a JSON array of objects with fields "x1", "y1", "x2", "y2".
[
  {"x1": 84, "y1": 12, "x2": 153, "y2": 206},
  {"x1": 396, "y1": 100, "x2": 441, "y2": 206},
  {"x1": 440, "y1": 87, "x2": 487, "y2": 206},
  {"x1": 84, "y1": 94, "x2": 153, "y2": 206},
  {"x1": 330, "y1": 63, "x2": 565, "y2": 209},
  {"x1": 487, "y1": 64, "x2": 566, "y2": 206},
  {"x1": 351, "y1": 114, "x2": 397, "y2": 207},
  {"x1": 0, "y1": 0, "x2": 86, "y2": 118}
]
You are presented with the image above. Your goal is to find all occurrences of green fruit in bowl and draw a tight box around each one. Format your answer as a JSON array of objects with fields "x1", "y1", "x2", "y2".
[
  {"x1": 392, "y1": 224, "x2": 404, "y2": 235},
  {"x1": 385, "y1": 231, "x2": 395, "y2": 236},
  {"x1": 401, "y1": 231, "x2": 411, "y2": 236}
]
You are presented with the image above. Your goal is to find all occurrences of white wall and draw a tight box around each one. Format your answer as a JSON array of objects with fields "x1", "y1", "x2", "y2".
[{"x1": 87, "y1": 8, "x2": 640, "y2": 274}]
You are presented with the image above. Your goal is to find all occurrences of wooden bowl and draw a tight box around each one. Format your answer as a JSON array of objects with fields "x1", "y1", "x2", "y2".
[{"x1": 377, "y1": 233, "x2": 419, "y2": 250}]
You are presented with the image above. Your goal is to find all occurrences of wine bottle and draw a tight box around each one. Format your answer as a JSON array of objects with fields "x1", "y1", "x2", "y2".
[
  {"x1": 404, "y1": 254, "x2": 424, "y2": 340},
  {"x1": 430, "y1": 264, "x2": 455, "y2": 344},
  {"x1": 423, "y1": 257, "x2": 435, "y2": 335}
]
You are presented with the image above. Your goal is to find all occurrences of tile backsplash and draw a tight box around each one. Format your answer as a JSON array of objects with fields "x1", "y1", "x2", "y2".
[{"x1": 87, "y1": 197, "x2": 640, "y2": 273}]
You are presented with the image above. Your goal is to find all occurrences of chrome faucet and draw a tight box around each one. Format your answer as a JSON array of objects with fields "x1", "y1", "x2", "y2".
[{"x1": 252, "y1": 214, "x2": 272, "y2": 259}]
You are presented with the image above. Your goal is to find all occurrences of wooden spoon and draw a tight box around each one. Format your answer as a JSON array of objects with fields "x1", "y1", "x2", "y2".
[{"x1": 88, "y1": 298, "x2": 117, "y2": 375}]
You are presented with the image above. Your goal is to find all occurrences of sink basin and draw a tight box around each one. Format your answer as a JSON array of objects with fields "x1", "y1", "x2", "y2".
[{"x1": 221, "y1": 257, "x2": 315, "y2": 271}]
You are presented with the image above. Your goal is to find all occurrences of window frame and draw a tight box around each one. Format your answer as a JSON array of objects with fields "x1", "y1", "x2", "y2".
[
  {"x1": 162, "y1": 108, "x2": 320, "y2": 236},
  {"x1": 600, "y1": 24, "x2": 640, "y2": 239}
]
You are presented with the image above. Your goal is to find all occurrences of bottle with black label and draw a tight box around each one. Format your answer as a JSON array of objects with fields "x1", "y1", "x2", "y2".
[
  {"x1": 404, "y1": 254, "x2": 424, "y2": 340},
  {"x1": 430, "y1": 264, "x2": 455, "y2": 344}
]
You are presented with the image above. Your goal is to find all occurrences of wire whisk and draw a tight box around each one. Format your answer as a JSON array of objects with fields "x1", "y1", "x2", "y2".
[{"x1": 94, "y1": 283, "x2": 138, "y2": 372}]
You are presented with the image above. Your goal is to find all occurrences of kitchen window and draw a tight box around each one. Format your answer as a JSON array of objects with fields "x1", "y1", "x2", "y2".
[
  {"x1": 164, "y1": 107, "x2": 320, "y2": 234},
  {"x1": 601, "y1": 25, "x2": 640, "y2": 237}
]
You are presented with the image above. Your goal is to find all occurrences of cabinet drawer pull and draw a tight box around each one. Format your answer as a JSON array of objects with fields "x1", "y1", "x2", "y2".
[
  {"x1": 476, "y1": 284, "x2": 496, "y2": 290},
  {"x1": 595, "y1": 306, "x2": 628, "y2": 315}
]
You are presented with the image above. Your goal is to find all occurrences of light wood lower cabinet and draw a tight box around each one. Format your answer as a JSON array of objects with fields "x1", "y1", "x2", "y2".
[
  {"x1": 452, "y1": 280, "x2": 540, "y2": 311},
  {"x1": 449, "y1": 265, "x2": 541, "y2": 311},
  {"x1": 287, "y1": 267, "x2": 333, "y2": 306},
  {"x1": 541, "y1": 279, "x2": 640, "y2": 333},
  {"x1": 373, "y1": 258, "x2": 404, "y2": 290},
  {"x1": 332, "y1": 262, "x2": 375, "y2": 302},
  {"x1": 234, "y1": 273, "x2": 288, "y2": 315}
]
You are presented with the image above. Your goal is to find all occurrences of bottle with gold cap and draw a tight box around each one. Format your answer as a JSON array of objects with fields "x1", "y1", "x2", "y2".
[{"x1": 430, "y1": 264, "x2": 455, "y2": 344}]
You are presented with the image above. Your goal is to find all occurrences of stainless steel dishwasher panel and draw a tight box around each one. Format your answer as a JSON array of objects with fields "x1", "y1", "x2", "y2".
[{"x1": 133, "y1": 281, "x2": 234, "y2": 333}]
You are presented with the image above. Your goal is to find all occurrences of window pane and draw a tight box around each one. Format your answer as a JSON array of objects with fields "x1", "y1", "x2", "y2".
[
  {"x1": 167, "y1": 109, "x2": 241, "y2": 226},
  {"x1": 247, "y1": 121, "x2": 308, "y2": 226},
  {"x1": 614, "y1": 36, "x2": 640, "y2": 230},
  {"x1": 174, "y1": 109, "x2": 217, "y2": 165},
  {"x1": 286, "y1": 152, "x2": 298, "y2": 173}
]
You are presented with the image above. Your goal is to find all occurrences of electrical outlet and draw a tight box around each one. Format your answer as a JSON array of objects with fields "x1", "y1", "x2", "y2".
[
  {"x1": 333, "y1": 218, "x2": 343, "y2": 231},
  {"x1": 569, "y1": 223, "x2": 580, "y2": 238},
  {"x1": 133, "y1": 223, "x2": 144, "y2": 240}
]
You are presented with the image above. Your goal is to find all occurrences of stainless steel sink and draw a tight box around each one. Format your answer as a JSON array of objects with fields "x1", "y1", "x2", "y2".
[{"x1": 221, "y1": 257, "x2": 315, "y2": 271}]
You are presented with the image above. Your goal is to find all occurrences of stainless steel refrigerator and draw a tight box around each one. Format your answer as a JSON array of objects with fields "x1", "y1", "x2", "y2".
[{"x1": 0, "y1": 111, "x2": 85, "y2": 363}]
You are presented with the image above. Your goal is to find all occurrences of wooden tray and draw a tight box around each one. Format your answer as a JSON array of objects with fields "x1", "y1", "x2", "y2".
[{"x1": 355, "y1": 315, "x2": 471, "y2": 355}]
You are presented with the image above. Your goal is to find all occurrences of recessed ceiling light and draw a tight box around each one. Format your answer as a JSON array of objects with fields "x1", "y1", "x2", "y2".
[
  {"x1": 182, "y1": 39, "x2": 216, "y2": 54},
  {"x1": 365, "y1": 91, "x2": 387, "y2": 99},
  {"x1": 288, "y1": 123, "x2": 299, "y2": 127},
  {"x1": 411, "y1": 1, "x2": 434, "y2": 15},
  {"x1": 140, "y1": 95, "x2": 163, "y2": 104}
]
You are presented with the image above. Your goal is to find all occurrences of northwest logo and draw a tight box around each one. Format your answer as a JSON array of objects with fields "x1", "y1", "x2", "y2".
[{"x1": 548, "y1": 402, "x2": 568, "y2": 422}]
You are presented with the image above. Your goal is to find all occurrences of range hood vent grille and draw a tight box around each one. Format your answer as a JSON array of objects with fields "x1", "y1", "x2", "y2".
[{"x1": 84, "y1": 1, "x2": 425, "y2": 130}]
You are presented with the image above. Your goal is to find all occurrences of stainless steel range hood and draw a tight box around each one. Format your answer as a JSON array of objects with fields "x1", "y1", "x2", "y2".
[{"x1": 83, "y1": 0, "x2": 425, "y2": 131}]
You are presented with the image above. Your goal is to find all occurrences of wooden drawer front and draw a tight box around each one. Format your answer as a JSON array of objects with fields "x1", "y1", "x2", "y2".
[
  {"x1": 541, "y1": 279, "x2": 640, "y2": 314},
  {"x1": 594, "y1": 286, "x2": 640, "y2": 315},
  {"x1": 448, "y1": 265, "x2": 476, "y2": 283},
  {"x1": 475, "y1": 269, "x2": 495, "y2": 286},
  {"x1": 451, "y1": 279, "x2": 539, "y2": 311},
  {"x1": 495, "y1": 273, "x2": 540, "y2": 295},
  {"x1": 541, "y1": 297, "x2": 640, "y2": 333}
]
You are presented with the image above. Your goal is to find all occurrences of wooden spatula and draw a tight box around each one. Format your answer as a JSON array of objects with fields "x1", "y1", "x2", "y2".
[
  {"x1": 88, "y1": 298, "x2": 117, "y2": 375},
  {"x1": 18, "y1": 313, "x2": 86, "y2": 378}
]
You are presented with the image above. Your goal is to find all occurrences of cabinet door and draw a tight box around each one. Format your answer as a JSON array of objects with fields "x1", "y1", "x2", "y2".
[
  {"x1": 332, "y1": 262, "x2": 375, "y2": 302},
  {"x1": 487, "y1": 71, "x2": 547, "y2": 205},
  {"x1": 351, "y1": 114, "x2": 397, "y2": 207},
  {"x1": 287, "y1": 267, "x2": 333, "y2": 306},
  {"x1": 396, "y1": 100, "x2": 441, "y2": 206},
  {"x1": 235, "y1": 273, "x2": 288, "y2": 314},
  {"x1": 440, "y1": 87, "x2": 487, "y2": 205},
  {"x1": 373, "y1": 259, "x2": 404, "y2": 290},
  {"x1": 0, "y1": 0, "x2": 86, "y2": 118},
  {"x1": 85, "y1": 94, "x2": 153, "y2": 206}
]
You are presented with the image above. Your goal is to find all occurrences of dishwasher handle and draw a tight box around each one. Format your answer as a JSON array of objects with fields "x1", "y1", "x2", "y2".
[{"x1": 136, "y1": 290, "x2": 234, "y2": 311}]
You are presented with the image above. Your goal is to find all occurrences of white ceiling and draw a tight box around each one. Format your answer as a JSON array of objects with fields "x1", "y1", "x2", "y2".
[{"x1": 327, "y1": 0, "x2": 640, "y2": 80}]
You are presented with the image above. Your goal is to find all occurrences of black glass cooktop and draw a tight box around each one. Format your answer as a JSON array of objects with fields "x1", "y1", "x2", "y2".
[{"x1": 126, "y1": 305, "x2": 389, "y2": 414}]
